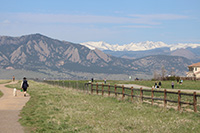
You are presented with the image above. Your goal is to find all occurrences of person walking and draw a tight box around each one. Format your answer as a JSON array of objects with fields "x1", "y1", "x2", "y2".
[
  {"x1": 21, "y1": 77, "x2": 29, "y2": 97},
  {"x1": 104, "y1": 78, "x2": 106, "y2": 84},
  {"x1": 12, "y1": 75, "x2": 15, "y2": 82},
  {"x1": 158, "y1": 81, "x2": 162, "y2": 88},
  {"x1": 177, "y1": 79, "x2": 179, "y2": 84},
  {"x1": 171, "y1": 81, "x2": 174, "y2": 89},
  {"x1": 180, "y1": 79, "x2": 183, "y2": 85},
  {"x1": 154, "y1": 81, "x2": 157, "y2": 89}
]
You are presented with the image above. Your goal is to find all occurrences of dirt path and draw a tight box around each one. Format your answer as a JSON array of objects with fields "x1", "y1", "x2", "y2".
[{"x1": 0, "y1": 81, "x2": 30, "y2": 133}]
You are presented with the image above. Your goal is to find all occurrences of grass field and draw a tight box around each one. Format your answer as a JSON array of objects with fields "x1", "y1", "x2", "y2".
[
  {"x1": 0, "y1": 80, "x2": 11, "y2": 84},
  {"x1": 0, "y1": 80, "x2": 11, "y2": 98},
  {"x1": 6, "y1": 81, "x2": 200, "y2": 132},
  {"x1": 102, "y1": 80, "x2": 200, "y2": 90},
  {"x1": 42, "y1": 79, "x2": 200, "y2": 90},
  {"x1": 0, "y1": 90, "x2": 3, "y2": 98}
]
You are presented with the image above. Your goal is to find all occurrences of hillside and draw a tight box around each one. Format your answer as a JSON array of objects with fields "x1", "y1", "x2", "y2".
[
  {"x1": 0, "y1": 34, "x2": 193, "y2": 79},
  {"x1": 103, "y1": 48, "x2": 200, "y2": 62}
]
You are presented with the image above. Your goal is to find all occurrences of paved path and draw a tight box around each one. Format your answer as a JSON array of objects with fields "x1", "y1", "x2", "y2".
[
  {"x1": 119, "y1": 84, "x2": 200, "y2": 94},
  {"x1": 0, "y1": 81, "x2": 30, "y2": 133}
]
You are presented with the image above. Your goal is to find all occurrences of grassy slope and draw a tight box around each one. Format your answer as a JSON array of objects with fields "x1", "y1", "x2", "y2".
[
  {"x1": 0, "y1": 80, "x2": 11, "y2": 98},
  {"x1": 0, "y1": 90, "x2": 3, "y2": 98},
  {"x1": 7, "y1": 81, "x2": 200, "y2": 132},
  {"x1": 0, "y1": 80, "x2": 11, "y2": 84}
]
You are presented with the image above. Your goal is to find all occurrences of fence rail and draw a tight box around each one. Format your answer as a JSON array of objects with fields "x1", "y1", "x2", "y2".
[{"x1": 85, "y1": 83, "x2": 200, "y2": 112}]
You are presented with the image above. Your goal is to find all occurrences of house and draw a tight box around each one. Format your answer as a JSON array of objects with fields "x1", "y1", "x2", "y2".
[{"x1": 187, "y1": 62, "x2": 200, "y2": 79}]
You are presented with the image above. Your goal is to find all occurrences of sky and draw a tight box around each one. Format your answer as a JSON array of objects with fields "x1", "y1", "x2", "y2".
[{"x1": 0, "y1": 0, "x2": 200, "y2": 45}]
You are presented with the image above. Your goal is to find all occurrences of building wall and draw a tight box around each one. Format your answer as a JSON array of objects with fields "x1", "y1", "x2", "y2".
[
  {"x1": 194, "y1": 67, "x2": 200, "y2": 78},
  {"x1": 196, "y1": 67, "x2": 200, "y2": 72},
  {"x1": 187, "y1": 66, "x2": 200, "y2": 78}
]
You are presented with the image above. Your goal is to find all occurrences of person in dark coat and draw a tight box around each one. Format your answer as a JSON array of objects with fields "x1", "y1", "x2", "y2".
[
  {"x1": 154, "y1": 81, "x2": 157, "y2": 89},
  {"x1": 171, "y1": 81, "x2": 174, "y2": 89},
  {"x1": 21, "y1": 77, "x2": 29, "y2": 97},
  {"x1": 158, "y1": 81, "x2": 162, "y2": 88},
  {"x1": 104, "y1": 78, "x2": 106, "y2": 84}
]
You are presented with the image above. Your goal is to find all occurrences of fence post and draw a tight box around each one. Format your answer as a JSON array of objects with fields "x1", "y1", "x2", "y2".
[
  {"x1": 96, "y1": 83, "x2": 98, "y2": 95},
  {"x1": 102, "y1": 83, "x2": 104, "y2": 96},
  {"x1": 131, "y1": 87, "x2": 133, "y2": 102},
  {"x1": 164, "y1": 89, "x2": 167, "y2": 108},
  {"x1": 122, "y1": 85, "x2": 125, "y2": 100},
  {"x1": 108, "y1": 84, "x2": 110, "y2": 96},
  {"x1": 140, "y1": 87, "x2": 143, "y2": 102},
  {"x1": 178, "y1": 90, "x2": 181, "y2": 111},
  {"x1": 91, "y1": 83, "x2": 93, "y2": 94},
  {"x1": 87, "y1": 83, "x2": 89, "y2": 94},
  {"x1": 115, "y1": 85, "x2": 117, "y2": 97},
  {"x1": 77, "y1": 81, "x2": 78, "y2": 90},
  {"x1": 64, "y1": 81, "x2": 66, "y2": 88},
  {"x1": 193, "y1": 92, "x2": 197, "y2": 112},
  {"x1": 151, "y1": 88, "x2": 154, "y2": 105}
]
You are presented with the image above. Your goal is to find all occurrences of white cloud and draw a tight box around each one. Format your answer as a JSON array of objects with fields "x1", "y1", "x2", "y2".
[
  {"x1": 129, "y1": 14, "x2": 188, "y2": 20},
  {"x1": 1, "y1": 13, "x2": 188, "y2": 27},
  {"x1": 121, "y1": 25, "x2": 153, "y2": 28},
  {"x1": 0, "y1": 13, "x2": 192, "y2": 44},
  {"x1": 0, "y1": 13, "x2": 160, "y2": 25},
  {"x1": 2, "y1": 20, "x2": 11, "y2": 24}
]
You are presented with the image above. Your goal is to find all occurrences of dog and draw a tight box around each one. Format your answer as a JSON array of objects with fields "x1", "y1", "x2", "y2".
[{"x1": 13, "y1": 88, "x2": 17, "y2": 96}]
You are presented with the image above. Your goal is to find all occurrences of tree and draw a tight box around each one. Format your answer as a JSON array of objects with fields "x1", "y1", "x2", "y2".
[
  {"x1": 153, "y1": 70, "x2": 158, "y2": 80},
  {"x1": 170, "y1": 67, "x2": 175, "y2": 77},
  {"x1": 161, "y1": 66, "x2": 166, "y2": 80}
]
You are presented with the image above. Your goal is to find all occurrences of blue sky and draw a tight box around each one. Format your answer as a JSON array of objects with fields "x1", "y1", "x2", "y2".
[{"x1": 0, "y1": 0, "x2": 199, "y2": 45}]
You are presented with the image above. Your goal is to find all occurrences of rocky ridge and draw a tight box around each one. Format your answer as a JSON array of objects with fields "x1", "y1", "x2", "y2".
[{"x1": 0, "y1": 34, "x2": 193, "y2": 79}]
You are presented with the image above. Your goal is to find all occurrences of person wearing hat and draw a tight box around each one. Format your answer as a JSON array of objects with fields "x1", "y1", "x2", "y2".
[{"x1": 21, "y1": 77, "x2": 29, "y2": 97}]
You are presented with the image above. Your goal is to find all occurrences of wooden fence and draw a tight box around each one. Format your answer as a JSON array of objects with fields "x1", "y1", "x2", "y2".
[{"x1": 85, "y1": 83, "x2": 200, "y2": 112}]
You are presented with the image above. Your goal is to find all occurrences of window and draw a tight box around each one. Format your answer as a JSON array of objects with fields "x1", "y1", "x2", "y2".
[{"x1": 195, "y1": 67, "x2": 197, "y2": 71}]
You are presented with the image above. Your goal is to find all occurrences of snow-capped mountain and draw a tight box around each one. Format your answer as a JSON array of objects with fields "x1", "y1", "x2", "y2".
[
  {"x1": 170, "y1": 43, "x2": 200, "y2": 51},
  {"x1": 80, "y1": 41, "x2": 200, "y2": 51}
]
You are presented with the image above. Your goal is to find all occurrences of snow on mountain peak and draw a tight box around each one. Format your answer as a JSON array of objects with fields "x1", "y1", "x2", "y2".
[
  {"x1": 80, "y1": 41, "x2": 200, "y2": 51},
  {"x1": 170, "y1": 43, "x2": 200, "y2": 51},
  {"x1": 80, "y1": 41, "x2": 114, "y2": 50}
]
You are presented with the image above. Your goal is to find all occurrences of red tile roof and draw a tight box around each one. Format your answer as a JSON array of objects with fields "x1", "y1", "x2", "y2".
[{"x1": 188, "y1": 62, "x2": 200, "y2": 67}]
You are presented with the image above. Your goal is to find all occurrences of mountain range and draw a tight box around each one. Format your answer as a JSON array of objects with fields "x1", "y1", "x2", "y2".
[
  {"x1": 80, "y1": 41, "x2": 200, "y2": 62},
  {"x1": 0, "y1": 34, "x2": 195, "y2": 80},
  {"x1": 80, "y1": 41, "x2": 200, "y2": 51}
]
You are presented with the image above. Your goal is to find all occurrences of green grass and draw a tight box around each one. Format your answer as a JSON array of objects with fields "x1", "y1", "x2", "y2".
[
  {"x1": 133, "y1": 80, "x2": 200, "y2": 90},
  {"x1": 0, "y1": 80, "x2": 11, "y2": 84},
  {"x1": 102, "y1": 80, "x2": 200, "y2": 90},
  {"x1": 0, "y1": 90, "x2": 3, "y2": 98},
  {"x1": 0, "y1": 80, "x2": 12, "y2": 98},
  {"x1": 89, "y1": 80, "x2": 200, "y2": 111},
  {"x1": 45, "y1": 80, "x2": 200, "y2": 91},
  {"x1": 44, "y1": 80, "x2": 200, "y2": 112},
  {"x1": 7, "y1": 81, "x2": 200, "y2": 132}
]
